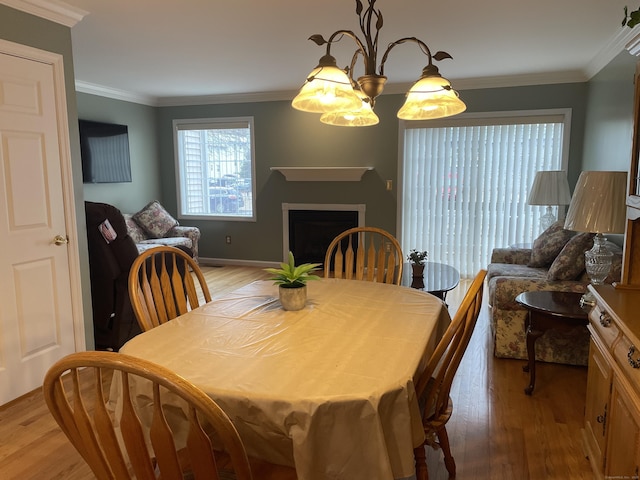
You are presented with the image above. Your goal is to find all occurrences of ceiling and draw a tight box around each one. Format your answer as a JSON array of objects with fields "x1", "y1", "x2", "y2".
[{"x1": 51, "y1": 0, "x2": 640, "y2": 106}]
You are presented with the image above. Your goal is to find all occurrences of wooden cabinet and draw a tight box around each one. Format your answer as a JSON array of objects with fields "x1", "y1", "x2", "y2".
[
  {"x1": 607, "y1": 376, "x2": 640, "y2": 477},
  {"x1": 584, "y1": 285, "x2": 640, "y2": 479},
  {"x1": 583, "y1": 336, "x2": 612, "y2": 473}
]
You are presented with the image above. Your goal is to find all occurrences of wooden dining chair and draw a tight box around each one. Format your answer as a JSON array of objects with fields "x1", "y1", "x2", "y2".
[
  {"x1": 43, "y1": 350, "x2": 253, "y2": 480},
  {"x1": 43, "y1": 351, "x2": 298, "y2": 480},
  {"x1": 128, "y1": 245, "x2": 212, "y2": 332},
  {"x1": 413, "y1": 269, "x2": 487, "y2": 480},
  {"x1": 323, "y1": 226, "x2": 404, "y2": 285}
]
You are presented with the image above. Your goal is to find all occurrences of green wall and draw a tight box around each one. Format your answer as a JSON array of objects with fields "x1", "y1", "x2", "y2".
[
  {"x1": 155, "y1": 82, "x2": 590, "y2": 263},
  {"x1": 582, "y1": 50, "x2": 637, "y2": 173},
  {"x1": 0, "y1": 4, "x2": 94, "y2": 348},
  {"x1": 78, "y1": 93, "x2": 161, "y2": 212},
  {"x1": 156, "y1": 96, "x2": 403, "y2": 264}
]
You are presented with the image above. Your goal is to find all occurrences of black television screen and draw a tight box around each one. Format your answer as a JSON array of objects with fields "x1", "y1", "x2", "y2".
[{"x1": 79, "y1": 119, "x2": 132, "y2": 183}]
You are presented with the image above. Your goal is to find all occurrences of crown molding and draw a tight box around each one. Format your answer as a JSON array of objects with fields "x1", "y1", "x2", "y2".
[
  {"x1": 1, "y1": 0, "x2": 87, "y2": 27},
  {"x1": 156, "y1": 90, "x2": 298, "y2": 107},
  {"x1": 625, "y1": 27, "x2": 640, "y2": 56},
  {"x1": 75, "y1": 80, "x2": 158, "y2": 106},
  {"x1": 586, "y1": 24, "x2": 640, "y2": 75}
]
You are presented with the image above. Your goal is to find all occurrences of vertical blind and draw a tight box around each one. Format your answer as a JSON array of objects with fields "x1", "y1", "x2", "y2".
[{"x1": 400, "y1": 111, "x2": 569, "y2": 277}]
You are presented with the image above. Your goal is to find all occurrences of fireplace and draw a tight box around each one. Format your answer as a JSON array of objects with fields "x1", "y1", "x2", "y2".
[{"x1": 282, "y1": 203, "x2": 366, "y2": 266}]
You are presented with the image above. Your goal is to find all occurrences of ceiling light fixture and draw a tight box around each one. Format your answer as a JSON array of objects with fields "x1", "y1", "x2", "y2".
[{"x1": 291, "y1": 0, "x2": 466, "y2": 127}]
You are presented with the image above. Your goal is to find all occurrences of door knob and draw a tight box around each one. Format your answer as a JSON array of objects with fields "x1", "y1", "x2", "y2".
[{"x1": 53, "y1": 235, "x2": 68, "y2": 246}]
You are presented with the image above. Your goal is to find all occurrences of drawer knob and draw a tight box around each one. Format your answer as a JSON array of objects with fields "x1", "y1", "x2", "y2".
[
  {"x1": 628, "y1": 345, "x2": 640, "y2": 369},
  {"x1": 599, "y1": 312, "x2": 611, "y2": 327}
]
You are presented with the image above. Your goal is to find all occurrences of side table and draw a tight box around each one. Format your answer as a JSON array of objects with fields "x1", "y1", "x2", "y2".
[
  {"x1": 402, "y1": 262, "x2": 460, "y2": 303},
  {"x1": 515, "y1": 291, "x2": 589, "y2": 395}
]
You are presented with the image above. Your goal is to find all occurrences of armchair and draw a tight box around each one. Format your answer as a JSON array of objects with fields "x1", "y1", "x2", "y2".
[{"x1": 84, "y1": 201, "x2": 141, "y2": 350}]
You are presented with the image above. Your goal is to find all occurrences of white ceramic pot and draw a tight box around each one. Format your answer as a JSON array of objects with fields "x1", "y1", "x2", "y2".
[{"x1": 279, "y1": 285, "x2": 307, "y2": 311}]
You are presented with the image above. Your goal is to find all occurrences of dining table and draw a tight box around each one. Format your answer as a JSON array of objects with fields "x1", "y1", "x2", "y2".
[{"x1": 115, "y1": 277, "x2": 451, "y2": 480}]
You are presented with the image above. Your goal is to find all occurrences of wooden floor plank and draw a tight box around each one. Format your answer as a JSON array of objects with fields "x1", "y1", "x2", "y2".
[{"x1": 0, "y1": 267, "x2": 593, "y2": 479}]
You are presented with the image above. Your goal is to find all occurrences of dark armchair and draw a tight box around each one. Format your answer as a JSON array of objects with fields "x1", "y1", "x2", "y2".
[{"x1": 84, "y1": 201, "x2": 141, "y2": 350}]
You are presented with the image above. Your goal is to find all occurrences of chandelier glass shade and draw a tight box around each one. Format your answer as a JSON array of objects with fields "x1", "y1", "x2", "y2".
[
  {"x1": 292, "y1": 0, "x2": 465, "y2": 126},
  {"x1": 290, "y1": 61, "x2": 362, "y2": 113},
  {"x1": 397, "y1": 72, "x2": 467, "y2": 121},
  {"x1": 320, "y1": 88, "x2": 380, "y2": 127}
]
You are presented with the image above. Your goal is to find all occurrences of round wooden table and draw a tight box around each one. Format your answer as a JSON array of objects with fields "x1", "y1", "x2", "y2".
[{"x1": 515, "y1": 291, "x2": 590, "y2": 395}]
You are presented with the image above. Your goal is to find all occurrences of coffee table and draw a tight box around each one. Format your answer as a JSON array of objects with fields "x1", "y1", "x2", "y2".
[
  {"x1": 515, "y1": 291, "x2": 589, "y2": 395},
  {"x1": 402, "y1": 261, "x2": 460, "y2": 303}
]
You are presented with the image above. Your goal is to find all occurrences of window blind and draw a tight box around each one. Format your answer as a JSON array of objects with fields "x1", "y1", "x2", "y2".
[{"x1": 400, "y1": 110, "x2": 569, "y2": 277}]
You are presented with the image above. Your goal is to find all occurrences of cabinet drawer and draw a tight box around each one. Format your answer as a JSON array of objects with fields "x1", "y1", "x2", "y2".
[
  {"x1": 613, "y1": 333, "x2": 640, "y2": 398},
  {"x1": 590, "y1": 303, "x2": 621, "y2": 349}
]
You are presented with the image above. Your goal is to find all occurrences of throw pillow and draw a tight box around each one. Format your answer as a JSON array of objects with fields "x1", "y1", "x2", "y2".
[
  {"x1": 132, "y1": 200, "x2": 179, "y2": 239},
  {"x1": 547, "y1": 232, "x2": 595, "y2": 281},
  {"x1": 528, "y1": 221, "x2": 575, "y2": 267},
  {"x1": 123, "y1": 214, "x2": 147, "y2": 243}
]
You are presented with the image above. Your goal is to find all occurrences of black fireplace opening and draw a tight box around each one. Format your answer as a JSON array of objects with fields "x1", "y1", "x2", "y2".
[{"x1": 289, "y1": 210, "x2": 358, "y2": 267}]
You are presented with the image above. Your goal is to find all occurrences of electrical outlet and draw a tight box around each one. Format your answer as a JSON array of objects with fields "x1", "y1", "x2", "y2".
[
  {"x1": 386, "y1": 180, "x2": 393, "y2": 191},
  {"x1": 225, "y1": 235, "x2": 231, "y2": 244}
]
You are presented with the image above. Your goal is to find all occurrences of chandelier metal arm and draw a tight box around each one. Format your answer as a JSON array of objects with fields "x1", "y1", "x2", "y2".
[
  {"x1": 359, "y1": 0, "x2": 381, "y2": 72},
  {"x1": 379, "y1": 37, "x2": 453, "y2": 77},
  {"x1": 318, "y1": 29, "x2": 373, "y2": 76}
]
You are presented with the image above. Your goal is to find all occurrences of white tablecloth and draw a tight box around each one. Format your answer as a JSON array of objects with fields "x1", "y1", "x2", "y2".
[{"x1": 118, "y1": 278, "x2": 451, "y2": 480}]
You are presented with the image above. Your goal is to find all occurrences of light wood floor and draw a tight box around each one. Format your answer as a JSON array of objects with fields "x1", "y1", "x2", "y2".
[{"x1": 0, "y1": 266, "x2": 592, "y2": 479}]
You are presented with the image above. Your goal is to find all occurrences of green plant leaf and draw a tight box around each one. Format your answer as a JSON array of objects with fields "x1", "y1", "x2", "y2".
[{"x1": 264, "y1": 252, "x2": 322, "y2": 286}]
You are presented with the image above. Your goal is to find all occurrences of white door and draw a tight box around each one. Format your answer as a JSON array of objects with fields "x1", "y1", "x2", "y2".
[{"x1": 0, "y1": 41, "x2": 84, "y2": 405}]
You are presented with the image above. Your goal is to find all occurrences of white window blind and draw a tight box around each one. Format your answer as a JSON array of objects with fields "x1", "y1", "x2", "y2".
[{"x1": 400, "y1": 110, "x2": 570, "y2": 277}]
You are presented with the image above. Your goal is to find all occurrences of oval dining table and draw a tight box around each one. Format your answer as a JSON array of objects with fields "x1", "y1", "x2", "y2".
[{"x1": 115, "y1": 277, "x2": 451, "y2": 480}]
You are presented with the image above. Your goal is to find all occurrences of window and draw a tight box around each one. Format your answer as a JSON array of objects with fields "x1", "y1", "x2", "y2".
[
  {"x1": 400, "y1": 109, "x2": 571, "y2": 277},
  {"x1": 174, "y1": 117, "x2": 255, "y2": 220}
]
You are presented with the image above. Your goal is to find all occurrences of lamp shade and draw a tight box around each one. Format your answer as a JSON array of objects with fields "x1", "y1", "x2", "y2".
[
  {"x1": 291, "y1": 63, "x2": 362, "y2": 114},
  {"x1": 564, "y1": 171, "x2": 627, "y2": 234},
  {"x1": 397, "y1": 75, "x2": 466, "y2": 121},
  {"x1": 320, "y1": 90, "x2": 380, "y2": 127},
  {"x1": 527, "y1": 171, "x2": 572, "y2": 206}
]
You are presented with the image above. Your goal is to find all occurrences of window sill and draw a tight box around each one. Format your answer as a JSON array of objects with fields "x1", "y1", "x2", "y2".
[{"x1": 270, "y1": 166, "x2": 374, "y2": 182}]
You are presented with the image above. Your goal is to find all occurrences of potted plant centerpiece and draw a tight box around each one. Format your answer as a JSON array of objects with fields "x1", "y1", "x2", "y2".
[
  {"x1": 264, "y1": 251, "x2": 321, "y2": 311},
  {"x1": 407, "y1": 249, "x2": 429, "y2": 278}
]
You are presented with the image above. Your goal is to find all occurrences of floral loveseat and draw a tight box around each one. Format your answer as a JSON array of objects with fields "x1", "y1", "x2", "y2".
[
  {"x1": 123, "y1": 200, "x2": 201, "y2": 262},
  {"x1": 487, "y1": 221, "x2": 622, "y2": 366}
]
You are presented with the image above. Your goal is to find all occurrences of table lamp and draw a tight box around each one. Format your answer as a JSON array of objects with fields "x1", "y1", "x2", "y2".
[
  {"x1": 527, "y1": 170, "x2": 572, "y2": 232},
  {"x1": 564, "y1": 171, "x2": 627, "y2": 306}
]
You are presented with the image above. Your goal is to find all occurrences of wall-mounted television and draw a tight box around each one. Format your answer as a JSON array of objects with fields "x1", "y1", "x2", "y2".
[{"x1": 79, "y1": 119, "x2": 132, "y2": 184}]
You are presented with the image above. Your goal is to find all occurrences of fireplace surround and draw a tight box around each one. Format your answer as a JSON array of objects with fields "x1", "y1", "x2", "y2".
[{"x1": 282, "y1": 203, "x2": 365, "y2": 266}]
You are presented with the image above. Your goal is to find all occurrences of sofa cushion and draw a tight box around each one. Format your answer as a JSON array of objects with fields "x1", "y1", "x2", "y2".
[
  {"x1": 487, "y1": 263, "x2": 548, "y2": 282},
  {"x1": 547, "y1": 232, "x2": 595, "y2": 281},
  {"x1": 123, "y1": 213, "x2": 147, "y2": 243},
  {"x1": 528, "y1": 221, "x2": 575, "y2": 267},
  {"x1": 136, "y1": 238, "x2": 192, "y2": 255},
  {"x1": 133, "y1": 200, "x2": 179, "y2": 238}
]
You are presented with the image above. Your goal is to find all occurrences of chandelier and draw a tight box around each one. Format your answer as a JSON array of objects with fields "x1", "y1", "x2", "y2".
[{"x1": 291, "y1": 0, "x2": 466, "y2": 127}]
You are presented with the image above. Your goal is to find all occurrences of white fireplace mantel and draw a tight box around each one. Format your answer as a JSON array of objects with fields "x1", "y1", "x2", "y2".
[{"x1": 270, "y1": 166, "x2": 374, "y2": 182}]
